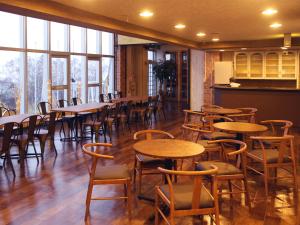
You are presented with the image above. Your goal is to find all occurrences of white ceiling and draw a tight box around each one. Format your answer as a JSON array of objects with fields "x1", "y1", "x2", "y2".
[{"x1": 51, "y1": 0, "x2": 300, "y2": 43}]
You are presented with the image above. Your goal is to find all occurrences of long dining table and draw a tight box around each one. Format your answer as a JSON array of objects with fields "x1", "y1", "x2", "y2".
[{"x1": 51, "y1": 102, "x2": 114, "y2": 142}]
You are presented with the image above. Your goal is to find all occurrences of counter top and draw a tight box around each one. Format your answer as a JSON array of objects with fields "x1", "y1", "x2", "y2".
[{"x1": 213, "y1": 85, "x2": 300, "y2": 92}]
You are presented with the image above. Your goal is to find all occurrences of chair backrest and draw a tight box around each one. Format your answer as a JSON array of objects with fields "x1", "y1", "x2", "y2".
[
  {"x1": 236, "y1": 107, "x2": 258, "y2": 114},
  {"x1": 260, "y1": 120, "x2": 293, "y2": 136},
  {"x1": 227, "y1": 113, "x2": 255, "y2": 123},
  {"x1": 82, "y1": 143, "x2": 114, "y2": 176},
  {"x1": 96, "y1": 105, "x2": 109, "y2": 124},
  {"x1": 133, "y1": 129, "x2": 174, "y2": 140},
  {"x1": 107, "y1": 93, "x2": 113, "y2": 102},
  {"x1": 158, "y1": 165, "x2": 218, "y2": 210},
  {"x1": 202, "y1": 115, "x2": 234, "y2": 131},
  {"x1": 72, "y1": 97, "x2": 82, "y2": 106},
  {"x1": 37, "y1": 102, "x2": 52, "y2": 115},
  {"x1": 99, "y1": 94, "x2": 105, "y2": 103},
  {"x1": 181, "y1": 124, "x2": 212, "y2": 142},
  {"x1": 0, "y1": 122, "x2": 17, "y2": 154},
  {"x1": 183, "y1": 109, "x2": 205, "y2": 125},
  {"x1": 19, "y1": 115, "x2": 38, "y2": 140},
  {"x1": 58, "y1": 99, "x2": 70, "y2": 108},
  {"x1": 201, "y1": 104, "x2": 223, "y2": 112},
  {"x1": 47, "y1": 112, "x2": 57, "y2": 137},
  {"x1": 250, "y1": 135, "x2": 295, "y2": 163}
]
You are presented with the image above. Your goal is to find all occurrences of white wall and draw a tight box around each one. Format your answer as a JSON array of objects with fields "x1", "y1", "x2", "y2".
[{"x1": 190, "y1": 49, "x2": 205, "y2": 111}]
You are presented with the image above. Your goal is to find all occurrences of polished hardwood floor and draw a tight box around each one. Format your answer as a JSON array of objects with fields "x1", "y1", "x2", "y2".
[{"x1": 0, "y1": 103, "x2": 299, "y2": 225}]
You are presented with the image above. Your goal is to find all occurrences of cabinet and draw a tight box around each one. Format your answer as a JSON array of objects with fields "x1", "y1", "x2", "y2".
[{"x1": 234, "y1": 51, "x2": 298, "y2": 80}]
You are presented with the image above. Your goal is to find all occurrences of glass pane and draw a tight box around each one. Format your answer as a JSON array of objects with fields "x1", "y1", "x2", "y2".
[
  {"x1": 51, "y1": 22, "x2": 68, "y2": 51},
  {"x1": 52, "y1": 57, "x2": 67, "y2": 86},
  {"x1": 52, "y1": 89, "x2": 67, "y2": 106},
  {"x1": 102, "y1": 57, "x2": 114, "y2": 94},
  {"x1": 27, "y1": 53, "x2": 48, "y2": 113},
  {"x1": 88, "y1": 86, "x2": 99, "y2": 102},
  {"x1": 70, "y1": 25, "x2": 86, "y2": 53},
  {"x1": 102, "y1": 32, "x2": 114, "y2": 55},
  {"x1": 282, "y1": 52, "x2": 296, "y2": 78},
  {"x1": 87, "y1": 29, "x2": 100, "y2": 54},
  {"x1": 0, "y1": 11, "x2": 23, "y2": 48},
  {"x1": 27, "y1": 17, "x2": 48, "y2": 50},
  {"x1": 250, "y1": 53, "x2": 263, "y2": 77},
  {"x1": 0, "y1": 51, "x2": 23, "y2": 112},
  {"x1": 235, "y1": 53, "x2": 248, "y2": 78},
  {"x1": 71, "y1": 55, "x2": 86, "y2": 101},
  {"x1": 88, "y1": 60, "x2": 99, "y2": 84},
  {"x1": 266, "y1": 52, "x2": 279, "y2": 78}
]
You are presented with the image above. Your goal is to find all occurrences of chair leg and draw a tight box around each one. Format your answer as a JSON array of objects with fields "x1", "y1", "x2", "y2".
[
  {"x1": 51, "y1": 138, "x2": 58, "y2": 155},
  {"x1": 138, "y1": 165, "x2": 143, "y2": 195},
  {"x1": 263, "y1": 166, "x2": 269, "y2": 198},
  {"x1": 6, "y1": 153, "x2": 15, "y2": 177},
  {"x1": 127, "y1": 180, "x2": 132, "y2": 220},
  {"x1": 38, "y1": 137, "x2": 46, "y2": 159},
  {"x1": 155, "y1": 189, "x2": 160, "y2": 225},
  {"x1": 31, "y1": 141, "x2": 39, "y2": 162},
  {"x1": 133, "y1": 158, "x2": 137, "y2": 187},
  {"x1": 243, "y1": 177, "x2": 251, "y2": 209},
  {"x1": 85, "y1": 180, "x2": 93, "y2": 221}
]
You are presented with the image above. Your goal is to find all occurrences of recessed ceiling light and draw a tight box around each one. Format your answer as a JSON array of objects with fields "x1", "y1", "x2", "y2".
[
  {"x1": 270, "y1": 23, "x2": 282, "y2": 28},
  {"x1": 281, "y1": 46, "x2": 288, "y2": 50},
  {"x1": 262, "y1": 8, "x2": 278, "y2": 15},
  {"x1": 241, "y1": 48, "x2": 247, "y2": 50},
  {"x1": 196, "y1": 32, "x2": 206, "y2": 37},
  {"x1": 219, "y1": 49, "x2": 224, "y2": 52},
  {"x1": 212, "y1": 38, "x2": 220, "y2": 42},
  {"x1": 174, "y1": 23, "x2": 186, "y2": 29},
  {"x1": 139, "y1": 10, "x2": 154, "y2": 17}
]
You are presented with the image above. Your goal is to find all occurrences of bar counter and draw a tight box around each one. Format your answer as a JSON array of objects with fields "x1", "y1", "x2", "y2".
[{"x1": 213, "y1": 85, "x2": 300, "y2": 127}]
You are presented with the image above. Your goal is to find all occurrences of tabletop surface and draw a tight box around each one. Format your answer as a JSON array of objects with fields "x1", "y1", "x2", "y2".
[
  {"x1": 213, "y1": 122, "x2": 268, "y2": 133},
  {"x1": 51, "y1": 102, "x2": 114, "y2": 113},
  {"x1": 0, "y1": 114, "x2": 33, "y2": 124},
  {"x1": 133, "y1": 139, "x2": 205, "y2": 159},
  {"x1": 203, "y1": 107, "x2": 241, "y2": 114}
]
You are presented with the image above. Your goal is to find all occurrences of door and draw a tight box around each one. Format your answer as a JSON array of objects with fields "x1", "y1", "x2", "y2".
[{"x1": 50, "y1": 55, "x2": 70, "y2": 106}]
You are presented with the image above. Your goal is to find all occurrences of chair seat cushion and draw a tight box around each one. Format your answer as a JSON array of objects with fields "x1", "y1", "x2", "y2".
[
  {"x1": 196, "y1": 161, "x2": 241, "y2": 175},
  {"x1": 159, "y1": 184, "x2": 214, "y2": 210},
  {"x1": 247, "y1": 149, "x2": 291, "y2": 163},
  {"x1": 197, "y1": 140, "x2": 220, "y2": 149},
  {"x1": 94, "y1": 164, "x2": 131, "y2": 180},
  {"x1": 136, "y1": 153, "x2": 165, "y2": 165},
  {"x1": 203, "y1": 132, "x2": 236, "y2": 140}
]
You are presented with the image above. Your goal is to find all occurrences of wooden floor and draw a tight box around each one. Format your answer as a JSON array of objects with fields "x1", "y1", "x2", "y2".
[{"x1": 0, "y1": 103, "x2": 299, "y2": 225}]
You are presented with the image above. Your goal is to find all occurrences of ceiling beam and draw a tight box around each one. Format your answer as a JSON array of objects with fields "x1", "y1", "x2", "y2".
[{"x1": 0, "y1": 0, "x2": 200, "y2": 49}]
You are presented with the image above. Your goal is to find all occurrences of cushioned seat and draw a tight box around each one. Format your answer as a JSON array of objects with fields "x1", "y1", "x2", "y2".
[
  {"x1": 197, "y1": 140, "x2": 220, "y2": 149},
  {"x1": 247, "y1": 149, "x2": 291, "y2": 163},
  {"x1": 159, "y1": 184, "x2": 214, "y2": 210},
  {"x1": 203, "y1": 131, "x2": 236, "y2": 140},
  {"x1": 94, "y1": 164, "x2": 131, "y2": 180},
  {"x1": 136, "y1": 153, "x2": 165, "y2": 165},
  {"x1": 196, "y1": 161, "x2": 241, "y2": 175}
]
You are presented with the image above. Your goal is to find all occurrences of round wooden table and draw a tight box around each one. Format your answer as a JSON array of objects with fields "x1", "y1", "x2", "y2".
[
  {"x1": 133, "y1": 139, "x2": 205, "y2": 159},
  {"x1": 203, "y1": 108, "x2": 241, "y2": 115}
]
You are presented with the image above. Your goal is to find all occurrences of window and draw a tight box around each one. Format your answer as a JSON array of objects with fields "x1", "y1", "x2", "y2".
[
  {"x1": 70, "y1": 26, "x2": 86, "y2": 53},
  {"x1": 71, "y1": 55, "x2": 86, "y2": 101},
  {"x1": 51, "y1": 22, "x2": 69, "y2": 52},
  {"x1": 148, "y1": 50, "x2": 156, "y2": 96},
  {"x1": 0, "y1": 51, "x2": 24, "y2": 112},
  {"x1": 0, "y1": 11, "x2": 24, "y2": 48},
  {"x1": 87, "y1": 59, "x2": 100, "y2": 102},
  {"x1": 102, "y1": 32, "x2": 114, "y2": 55},
  {"x1": 27, "y1": 53, "x2": 48, "y2": 113},
  {"x1": 87, "y1": 29, "x2": 100, "y2": 54},
  {"x1": 102, "y1": 57, "x2": 114, "y2": 94},
  {"x1": 51, "y1": 57, "x2": 68, "y2": 105},
  {"x1": 27, "y1": 17, "x2": 48, "y2": 50}
]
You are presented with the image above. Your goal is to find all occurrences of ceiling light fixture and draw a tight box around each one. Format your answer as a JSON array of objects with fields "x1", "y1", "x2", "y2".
[
  {"x1": 281, "y1": 47, "x2": 288, "y2": 50},
  {"x1": 212, "y1": 33, "x2": 220, "y2": 42},
  {"x1": 139, "y1": 10, "x2": 154, "y2": 17},
  {"x1": 262, "y1": 8, "x2": 278, "y2": 15},
  {"x1": 196, "y1": 32, "x2": 206, "y2": 37},
  {"x1": 219, "y1": 49, "x2": 224, "y2": 52},
  {"x1": 241, "y1": 48, "x2": 247, "y2": 50},
  {"x1": 212, "y1": 38, "x2": 220, "y2": 42},
  {"x1": 270, "y1": 23, "x2": 282, "y2": 28},
  {"x1": 174, "y1": 23, "x2": 186, "y2": 29}
]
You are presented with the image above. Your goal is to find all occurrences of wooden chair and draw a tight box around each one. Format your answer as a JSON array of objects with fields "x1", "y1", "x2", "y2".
[
  {"x1": 82, "y1": 143, "x2": 132, "y2": 221},
  {"x1": 57, "y1": 99, "x2": 75, "y2": 139},
  {"x1": 133, "y1": 129, "x2": 175, "y2": 195},
  {"x1": 0, "y1": 122, "x2": 17, "y2": 177},
  {"x1": 183, "y1": 109, "x2": 205, "y2": 126},
  {"x1": 260, "y1": 120, "x2": 292, "y2": 136},
  {"x1": 201, "y1": 104, "x2": 223, "y2": 112},
  {"x1": 155, "y1": 165, "x2": 220, "y2": 225},
  {"x1": 202, "y1": 115, "x2": 236, "y2": 140},
  {"x1": 106, "y1": 102, "x2": 122, "y2": 137},
  {"x1": 196, "y1": 139, "x2": 251, "y2": 210},
  {"x1": 181, "y1": 124, "x2": 222, "y2": 161},
  {"x1": 119, "y1": 101, "x2": 133, "y2": 132},
  {"x1": 247, "y1": 135, "x2": 298, "y2": 198},
  {"x1": 34, "y1": 112, "x2": 58, "y2": 157},
  {"x1": 0, "y1": 106, "x2": 16, "y2": 117},
  {"x1": 227, "y1": 113, "x2": 255, "y2": 123}
]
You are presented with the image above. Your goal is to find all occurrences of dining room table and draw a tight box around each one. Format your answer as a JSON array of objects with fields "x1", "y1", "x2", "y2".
[
  {"x1": 51, "y1": 102, "x2": 114, "y2": 142},
  {"x1": 133, "y1": 138, "x2": 205, "y2": 201}
]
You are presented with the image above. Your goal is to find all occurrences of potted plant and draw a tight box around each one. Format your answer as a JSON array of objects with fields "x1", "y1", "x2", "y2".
[{"x1": 153, "y1": 60, "x2": 176, "y2": 94}]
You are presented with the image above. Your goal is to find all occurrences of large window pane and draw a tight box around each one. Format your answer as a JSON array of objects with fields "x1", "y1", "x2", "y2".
[
  {"x1": 102, "y1": 32, "x2": 114, "y2": 55},
  {"x1": 0, "y1": 12, "x2": 23, "y2": 48},
  {"x1": 0, "y1": 51, "x2": 23, "y2": 112},
  {"x1": 71, "y1": 55, "x2": 86, "y2": 101},
  {"x1": 27, "y1": 53, "x2": 48, "y2": 113},
  {"x1": 52, "y1": 89, "x2": 67, "y2": 106},
  {"x1": 51, "y1": 57, "x2": 68, "y2": 86},
  {"x1": 27, "y1": 17, "x2": 48, "y2": 50},
  {"x1": 87, "y1": 29, "x2": 100, "y2": 54},
  {"x1": 51, "y1": 22, "x2": 68, "y2": 51},
  {"x1": 88, "y1": 60, "x2": 100, "y2": 84},
  {"x1": 70, "y1": 26, "x2": 86, "y2": 53},
  {"x1": 102, "y1": 57, "x2": 114, "y2": 94},
  {"x1": 88, "y1": 87, "x2": 99, "y2": 102}
]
